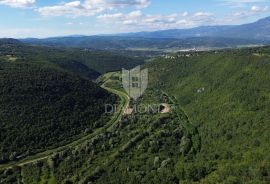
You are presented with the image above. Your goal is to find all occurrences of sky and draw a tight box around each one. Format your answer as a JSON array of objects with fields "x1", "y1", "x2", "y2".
[{"x1": 0, "y1": 0, "x2": 270, "y2": 38}]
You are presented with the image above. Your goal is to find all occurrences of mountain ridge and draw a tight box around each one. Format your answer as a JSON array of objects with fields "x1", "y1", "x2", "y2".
[
  {"x1": 116, "y1": 16, "x2": 270, "y2": 40},
  {"x1": 18, "y1": 16, "x2": 270, "y2": 50},
  {"x1": 18, "y1": 16, "x2": 270, "y2": 41}
]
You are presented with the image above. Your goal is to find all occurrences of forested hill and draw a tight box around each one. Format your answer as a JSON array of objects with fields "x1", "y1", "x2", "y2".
[
  {"x1": 0, "y1": 40, "x2": 139, "y2": 163},
  {"x1": 21, "y1": 36, "x2": 265, "y2": 51},
  {"x1": 0, "y1": 61, "x2": 117, "y2": 163},
  {"x1": 144, "y1": 47, "x2": 270, "y2": 183},
  {"x1": 0, "y1": 38, "x2": 21, "y2": 45},
  {"x1": 0, "y1": 42, "x2": 270, "y2": 183},
  {"x1": 0, "y1": 39, "x2": 143, "y2": 77}
]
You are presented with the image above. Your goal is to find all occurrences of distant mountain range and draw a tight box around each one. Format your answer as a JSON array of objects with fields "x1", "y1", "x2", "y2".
[
  {"x1": 117, "y1": 16, "x2": 270, "y2": 40},
  {"x1": 20, "y1": 16, "x2": 270, "y2": 50}
]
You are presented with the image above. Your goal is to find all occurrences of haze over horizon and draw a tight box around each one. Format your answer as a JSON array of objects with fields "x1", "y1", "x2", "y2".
[{"x1": 0, "y1": 0, "x2": 270, "y2": 38}]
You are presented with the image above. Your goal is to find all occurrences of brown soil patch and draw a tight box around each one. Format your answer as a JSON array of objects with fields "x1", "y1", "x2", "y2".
[{"x1": 160, "y1": 103, "x2": 170, "y2": 114}]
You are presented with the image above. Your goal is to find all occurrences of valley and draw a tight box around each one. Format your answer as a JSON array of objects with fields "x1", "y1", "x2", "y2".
[
  {"x1": 1, "y1": 44, "x2": 269, "y2": 183},
  {"x1": 1, "y1": 1, "x2": 270, "y2": 183},
  {"x1": 0, "y1": 74, "x2": 129, "y2": 170},
  {"x1": 0, "y1": 36, "x2": 270, "y2": 184},
  {"x1": 0, "y1": 38, "x2": 200, "y2": 182}
]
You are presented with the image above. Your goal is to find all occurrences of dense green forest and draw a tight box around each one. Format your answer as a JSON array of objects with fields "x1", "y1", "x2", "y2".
[
  {"x1": 21, "y1": 35, "x2": 266, "y2": 51},
  {"x1": 144, "y1": 47, "x2": 270, "y2": 183},
  {"x1": 0, "y1": 60, "x2": 119, "y2": 163},
  {"x1": 0, "y1": 41, "x2": 270, "y2": 184},
  {"x1": 0, "y1": 40, "x2": 144, "y2": 164},
  {"x1": 0, "y1": 39, "x2": 143, "y2": 76},
  {"x1": 0, "y1": 79, "x2": 200, "y2": 184}
]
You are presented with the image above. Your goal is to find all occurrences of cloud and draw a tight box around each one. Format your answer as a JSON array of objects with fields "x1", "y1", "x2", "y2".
[
  {"x1": 97, "y1": 11, "x2": 215, "y2": 30},
  {"x1": 192, "y1": 12, "x2": 214, "y2": 22},
  {"x1": 66, "y1": 22, "x2": 75, "y2": 25},
  {"x1": 37, "y1": 0, "x2": 151, "y2": 17},
  {"x1": 251, "y1": 5, "x2": 268, "y2": 12},
  {"x1": 193, "y1": 12, "x2": 213, "y2": 17},
  {"x1": 97, "y1": 4, "x2": 270, "y2": 31},
  {"x1": 216, "y1": 5, "x2": 270, "y2": 24},
  {"x1": 0, "y1": 0, "x2": 35, "y2": 8},
  {"x1": 218, "y1": 0, "x2": 268, "y2": 8},
  {"x1": 107, "y1": 0, "x2": 151, "y2": 9},
  {"x1": 231, "y1": 5, "x2": 269, "y2": 18},
  {"x1": 37, "y1": 1, "x2": 105, "y2": 17},
  {"x1": 181, "y1": 11, "x2": 189, "y2": 17}
]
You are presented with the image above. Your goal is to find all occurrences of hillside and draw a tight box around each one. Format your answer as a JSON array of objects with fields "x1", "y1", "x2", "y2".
[
  {"x1": 0, "y1": 40, "x2": 144, "y2": 164},
  {"x1": 0, "y1": 72, "x2": 199, "y2": 184},
  {"x1": 144, "y1": 47, "x2": 270, "y2": 183},
  {"x1": 21, "y1": 36, "x2": 264, "y2": 51},
  {"x1": 0, "y1": 39, "x2": 143, "y2": 76},
  {"x1": 0, "y1": 54, "x2": 119, "y2": 165},
  {"x1": 1, "y1": 47, "x2": 269, "y2": 183}
]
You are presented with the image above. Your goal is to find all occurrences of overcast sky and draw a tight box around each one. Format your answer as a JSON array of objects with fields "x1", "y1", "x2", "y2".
[{"x1": 0, "y1": 0, "x2": 270, "y2": 38}]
